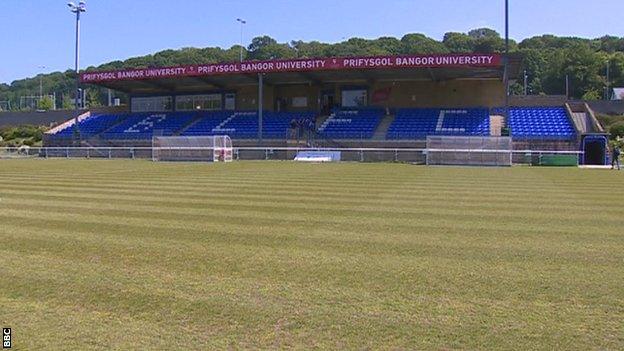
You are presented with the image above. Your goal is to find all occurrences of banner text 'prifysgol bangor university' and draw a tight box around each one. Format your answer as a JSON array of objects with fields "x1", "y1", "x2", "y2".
[{"x1": 81, "y1": 53, "x2": 502, "y2": 83}]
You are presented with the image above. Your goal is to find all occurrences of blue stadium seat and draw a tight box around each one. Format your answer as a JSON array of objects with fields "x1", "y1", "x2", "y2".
[
  {"x1": 52, "y1": 114, "x2": 127, "y2": 138},
  {"x1": 387, "y1": 108, "x2": 490, "y2": 140},
  {"x1": 508, "y1": 107, "x2": 576, "y2": 140},
  {"x1": 187, "y1": 111, "x2": 315, "y2": 139},
  {"x1": 318, "y1": 108, "x2": 383, "y2": 139},
  {"x1": 102, "y1": 112, "x2": 197, "y2": 139}
]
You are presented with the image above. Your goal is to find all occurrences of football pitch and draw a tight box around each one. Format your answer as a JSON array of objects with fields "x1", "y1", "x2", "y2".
[{"x1": 0, "y1": 159, "x2": 622, "y2": 350}]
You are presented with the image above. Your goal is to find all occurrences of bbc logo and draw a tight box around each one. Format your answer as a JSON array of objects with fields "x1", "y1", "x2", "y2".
[{"x1": 2, "y1": 328, "x2": 10, "y2": 349}]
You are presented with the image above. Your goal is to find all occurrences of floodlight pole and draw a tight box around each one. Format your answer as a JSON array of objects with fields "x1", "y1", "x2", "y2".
[
  {"x1": 70, "y1": 1, "x2": 86, "y2": 143},
  {"x1": 504, "y1": 0, "x2": 510, "y2": 122},
  {"x1": 565, "y1": 74, "x2": 569, "y2": 99},
  {"x1": 237, "y1": 18, "x2": 246, "y2": 62},
  {"x1": 523, "y1": 70, "x2": 527, "y2": 95},
  {"x1": 605, "y1": 60, "x2": 610, "y2": 100},
  {"x1": 38, "y1": 66, "x2": 46, "y2": 100},
  {"x1": 258, "y1": 73, "x2": 263, "y2": 141}
]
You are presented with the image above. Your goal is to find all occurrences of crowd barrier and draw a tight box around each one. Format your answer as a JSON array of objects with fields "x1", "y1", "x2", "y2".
[{"x1": 0, "y1": 146, "x2": 584, "y2": 165}]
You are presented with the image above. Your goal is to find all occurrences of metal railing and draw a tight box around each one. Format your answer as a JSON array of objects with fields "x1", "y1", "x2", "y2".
[{"x1": 1, "y1": 146, "x2": 584, "y2": 165}]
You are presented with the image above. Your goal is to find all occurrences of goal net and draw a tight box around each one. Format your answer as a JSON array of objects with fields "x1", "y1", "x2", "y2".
[
  {"x1": 0, "y1": 146, "x2": 39, "y2": 159},
  {"x1": 152, "y1": 136, "x2": 233, "y2": 162},
  {"x1": 426, "y1": 136, "x2": 512, "y2": 166}
]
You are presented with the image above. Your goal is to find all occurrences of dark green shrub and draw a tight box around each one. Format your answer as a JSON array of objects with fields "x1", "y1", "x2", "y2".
[{"x1": 609, "y1": 121, "x2": 624, "y2": 140}]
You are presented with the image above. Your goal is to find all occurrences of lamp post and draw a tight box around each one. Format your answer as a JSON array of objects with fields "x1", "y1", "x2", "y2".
[
  {"x1": 605, "y1": 60, "x2": 611, "y2": 100},
  {"x1": 38, "y1": 65, "x2": 47, "y2": 100},
  {"x1": 68, "y1": 1, "x2": 86, "y2": 142},
  {"x1": 523, "y1": 69, "x2": 528, "y2": 96},
  {"x1": 236, "y1": 18, "x2": 246, "y2": 62}
]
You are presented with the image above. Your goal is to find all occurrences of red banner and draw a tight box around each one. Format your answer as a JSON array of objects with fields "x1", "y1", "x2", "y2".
[
  {"x1": 81, "y1": 53, "x2": 501, "y2": 83},
  {"x1": 372, "y1": 87, "x2": 392, "y2": 103}
]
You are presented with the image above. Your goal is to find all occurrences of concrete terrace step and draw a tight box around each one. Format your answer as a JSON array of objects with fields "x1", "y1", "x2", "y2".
[
  {"x1": 94, "y1": 114, "x2": 132, "y2": 137},
  {"x1": 175, "y1": 113, "x2": 212, "y2": 136},
  {"x1": 372, "y1": 114, "x2": 395, "y2": 140},
  {"x1": 315, "y1": 115, "x2": 331, "y2": 130}
]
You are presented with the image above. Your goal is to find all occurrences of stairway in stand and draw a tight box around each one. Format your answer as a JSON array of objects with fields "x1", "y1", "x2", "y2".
[{"x1": 372, "y1": 114, "x2": 395, "y2": 140}]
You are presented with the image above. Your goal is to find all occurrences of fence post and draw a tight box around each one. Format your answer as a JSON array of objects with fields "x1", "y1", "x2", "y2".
[
  {"x1": 360, "y1": 149, "x2": 364, "y2": 162},
  {"x1": 66, "y1": 147, "x2": 69, "y2": 158},
  {"x1": 265, "y1": 149, "x2": 269, "y2": 160},
  {"x1": 44, "y1": 148, "x2": 48, "y2": 159},
  {"x1": 108, "y1": 148, "x2": 112, "y2": 159},
  {"x1": 394, "y1": 149, "x2": 398, "y2": 162},
  {"x1": 131, "y1": 148, "x2": 135, "y2": 159}
]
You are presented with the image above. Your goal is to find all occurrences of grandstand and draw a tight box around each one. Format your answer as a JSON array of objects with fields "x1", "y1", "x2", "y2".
[{"x1": 43, "y1": 53, "x2": 609, "y2": 165}]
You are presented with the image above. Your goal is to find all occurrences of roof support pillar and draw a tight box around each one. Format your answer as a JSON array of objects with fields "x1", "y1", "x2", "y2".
[{"x1": 258, "y1": 73, "x2": 263, "y2": 141}]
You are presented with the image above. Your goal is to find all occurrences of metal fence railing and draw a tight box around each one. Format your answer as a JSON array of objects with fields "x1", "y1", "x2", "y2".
[{"x1": 1, "y1": 146, "x2": 585, "y2": 165}]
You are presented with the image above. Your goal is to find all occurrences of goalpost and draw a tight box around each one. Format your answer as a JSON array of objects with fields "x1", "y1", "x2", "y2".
[
  {"x1": 426, "y1": 136, "x2": 512, "y2": 166},
  {"x1": 152, "y1": 136, "x2": 233, "y2": 162}
]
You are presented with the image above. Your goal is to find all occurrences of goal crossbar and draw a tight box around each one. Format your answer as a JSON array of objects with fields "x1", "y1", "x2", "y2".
[
  {"x1": 426, "y1": 136, "x2": 513, "y2": 166},
  {"x1": 152, "y1": 136, "x2": 233, "y2": 162}
]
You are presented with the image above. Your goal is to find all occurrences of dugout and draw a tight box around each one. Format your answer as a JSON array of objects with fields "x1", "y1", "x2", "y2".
[{"x1": 581, "y1": 134, "x2": 609, "y2": 166}]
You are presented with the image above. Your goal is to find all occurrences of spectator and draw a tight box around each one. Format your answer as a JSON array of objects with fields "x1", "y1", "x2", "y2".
[
  {"x1": 612, "y1": 144, "x2": 621, "y2": 170},
  {"x1": 289, "y1": 119, "x2": 298, "y2": 139}
]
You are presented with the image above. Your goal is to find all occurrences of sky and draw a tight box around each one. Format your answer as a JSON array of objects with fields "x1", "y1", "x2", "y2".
[{"x1": 1, "y1": 0, "x2": 624, "y2": 84}]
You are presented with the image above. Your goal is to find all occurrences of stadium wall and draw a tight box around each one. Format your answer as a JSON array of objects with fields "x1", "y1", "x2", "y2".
[
  {"x1": 586, "y1": 100, "x2": 624, "y2": 115},
  {"x1": 371, "y1": 80, "x2": 504, "y2": 108},
  {"x1": 509, "y1": 95, "x2": 568, "y2": 107},
  {"x1": 233, "y1": 80, "x2": 505, "y2": 111},
  {"x1": 0, "y1": 110, "x2": 80, "y2": 128}
]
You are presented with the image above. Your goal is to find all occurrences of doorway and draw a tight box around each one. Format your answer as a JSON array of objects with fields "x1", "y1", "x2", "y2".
[
  {"x1": 321, "y1": 91, "x2": 334, "y2": 115},
  {"x1": 582, "y1": 135, "x2": 607, "y2": 165}
]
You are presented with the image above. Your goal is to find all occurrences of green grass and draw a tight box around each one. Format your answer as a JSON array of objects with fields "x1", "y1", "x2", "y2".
[{"x1": 0, "y1": 160, "x2": 623, "y2": 350}]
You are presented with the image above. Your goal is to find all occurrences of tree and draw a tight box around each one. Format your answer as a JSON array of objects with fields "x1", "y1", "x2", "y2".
[
  {"x1": 86, "y1": 89, "x2": 102, "y2": 108},
  {"x1": 247, "y1": 36, "x2": 296, "y2": 60},
  {"x1": 517, "y1": 49, "x2": 547, "y2": 94},
  {"x1": 542, "y1": 43, "x2": 604, "y2": 98},
  {"x1": 608, "y1": 122, "x2": 624, "y2": 139},
  {"x1": 3, "y1": 31, "x2": 624, "y2": 102},
  {"x1": 247, "y1": 36, "x2": 278, "y2": 53},
  {"x1": 291, "y1": 40, "x2": 330, "y2": 58},
  {"x1": 400, "y1": 34, "x2": 448, "y2": 54},
  {"x1": 582, "y1": 89, "x2": 601, "y2": 100},
  {"x1": 62, "y1": 94, "x2": 74, "y2": 110},
  {"x1": 443, "y1": 32, "x2": 475, "y2": 53},
  {"x1": 37, "y1": 95, "x2": 54, "y2": 110},
  {"x1": 468, "y1": 28, "x2": 500, "y2": 39}
]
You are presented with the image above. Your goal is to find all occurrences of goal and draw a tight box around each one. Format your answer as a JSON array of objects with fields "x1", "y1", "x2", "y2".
[
  {"x1": 426, "y1": 136, "x2": 512, "y2": 166},
  {"x1": 152, "y1": 136, "x2": 233, "y2": 162}
]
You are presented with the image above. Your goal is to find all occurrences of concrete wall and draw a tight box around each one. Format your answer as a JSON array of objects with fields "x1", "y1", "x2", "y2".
[
  {"x1": 236, "y1": 85, "x2": 275, "y2": 111},
  {"x1": 90, "y1": 106, "x2": 128, "y2": 114},
  {"x1": 273, "y1": 84, "x2": 321, "y2": 112},
  {"x1": 585, "y1": 100, "x2": 624, "y2": 115},
  {"x1": 369, "y1": 80, "x2": 504, "y2": 108},
  {"x1": 0, "y1": 110, "x2": 81, "y2": 128},
  {"x1": 509, "y1": 95, "x2": 568, "y2": 107},
  {"x1": 234, "y1": 80, "x2": 506, "y2": 112}
]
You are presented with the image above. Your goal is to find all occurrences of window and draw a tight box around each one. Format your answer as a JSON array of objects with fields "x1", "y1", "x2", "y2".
[
  {"x1": 292, "y1": 97, "x2": 308, "y2": 108},
  {"x1": 131, "y1": 96, "x2": 173, "y2": 112},
  {"x1": 224, "y1": 93, "x2": 236, "y2": 110},
  {"x1": 341, "y1": 89, "x2": 368, "y2": 107},
  {"x1": 176, "y1": 94, "x2": 222, "y2": 111}
]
